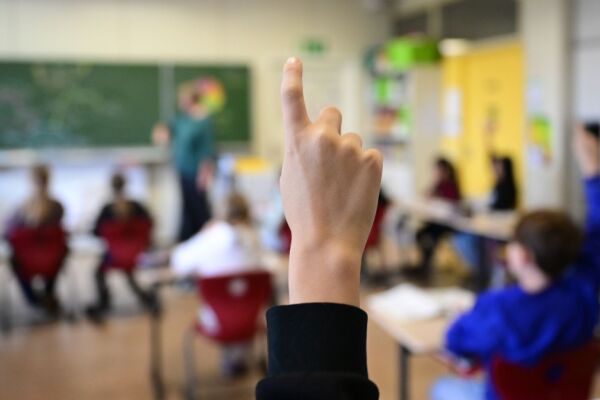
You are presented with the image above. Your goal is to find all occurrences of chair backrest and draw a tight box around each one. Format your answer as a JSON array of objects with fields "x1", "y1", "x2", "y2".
[
  {"x1": 7, "y1": 224, "x2": 68, "y2": 281},
  {"x1": 278, "y1": 220, "x2": 292, "y2": 255},
  {"x1": 196, "y1": 270, "x2": 272, "y2": 344},
  {"x1": 491, "y1": 340, "x2": 600, "y2": 400},
  {"x1": 365, "y1": 202, "x2": 389, "y2": 249},
  {"x1": 97, "y1": 217, "x2": 152, "y2": 272}
]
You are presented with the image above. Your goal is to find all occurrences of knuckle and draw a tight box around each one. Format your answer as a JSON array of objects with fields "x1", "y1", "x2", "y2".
[
  {"x1": 364, "y1": 150, "x2": 383, "y2": 170},
  {"x1": 315, "y1": 132, "x2": 336, "y2": 148},
  {"x1": 322, "y1": 106, "x2": 341, "y2": 117},
  {"x1": 340, "y1": 139, "x2": 361, "y2": 157}
]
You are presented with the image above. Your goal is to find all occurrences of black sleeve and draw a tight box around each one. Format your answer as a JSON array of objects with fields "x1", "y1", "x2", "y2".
[{"x1": 255, "y1": 303, "x2": 379, "y2": 400}]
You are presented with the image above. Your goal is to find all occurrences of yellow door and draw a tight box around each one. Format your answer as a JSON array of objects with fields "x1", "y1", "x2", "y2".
[{"x1": 441, "y1": 42, "x2": 524, "y2": 200}]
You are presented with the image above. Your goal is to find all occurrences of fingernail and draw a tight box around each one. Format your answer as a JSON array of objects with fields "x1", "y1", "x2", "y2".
[{"x1": 286, "y1": 57, "x2": 298, "y2": 64}]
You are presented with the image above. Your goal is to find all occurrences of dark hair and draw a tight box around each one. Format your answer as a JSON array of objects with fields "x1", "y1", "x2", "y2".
[
  {"x1": 111, "y1": 173, "x2": 126, "y2": 195},
  {"x1": 435, "y1": 157, "x2": 460, "y2": 193},
  {"x1": 491, "y1": 156, "x2": 518, "y2": 210},
  {"x1": 513, "y1": 210, "x2": 582, "y2": 280},
  {"x1": 493, "y1": 157, "x2": 516, "y2": 187}
]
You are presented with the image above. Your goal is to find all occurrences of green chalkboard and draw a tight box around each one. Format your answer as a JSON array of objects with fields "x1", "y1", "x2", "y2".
[{"x1": 0, "y1": 61, "x2": 251, "y2": 149}]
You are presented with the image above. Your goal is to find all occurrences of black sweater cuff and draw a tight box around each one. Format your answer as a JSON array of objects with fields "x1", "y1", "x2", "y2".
[
  {"x1": 266, "y1": 303, "x2": 370, "y2": 377},
  {"x1": 256, "y1": 303, "x2": 378, "y2": 400}
]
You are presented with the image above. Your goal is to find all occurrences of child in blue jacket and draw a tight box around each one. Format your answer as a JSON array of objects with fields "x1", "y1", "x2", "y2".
[{"x1": 432, "y1": 125, "x2": 600, "y2": 400}]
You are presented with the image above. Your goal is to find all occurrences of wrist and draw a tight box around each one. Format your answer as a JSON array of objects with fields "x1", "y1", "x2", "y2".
[{"x1": 288, "y1": 240, "x2": 363, "y2": 306}]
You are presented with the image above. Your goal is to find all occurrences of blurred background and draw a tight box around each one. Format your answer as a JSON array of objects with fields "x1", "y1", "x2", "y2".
[{"x1": 0, "y1": 0, "x2": 598, "y2": 399}]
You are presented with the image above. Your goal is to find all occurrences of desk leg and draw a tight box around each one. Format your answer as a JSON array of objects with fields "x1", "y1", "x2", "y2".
[
  {"x1": 399, "y1": 344, "x2": 411, "y2": 400},
  {"x1": 476, "y1": 236, "x2": 491, "y2": 292}
]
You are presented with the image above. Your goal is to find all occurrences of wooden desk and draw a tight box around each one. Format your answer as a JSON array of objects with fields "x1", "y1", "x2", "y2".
[
  {"x1": 369, "y1": 307, "x2": 449, "y2": 400},
  {"x1": 400, "y1": 199, "x2": 516, "y2": 241},
  {"x1": 400, "y1": 199, "x2": 517, "y2": 290}
]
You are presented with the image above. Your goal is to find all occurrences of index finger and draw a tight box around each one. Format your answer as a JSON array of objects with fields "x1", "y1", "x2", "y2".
[{"x1": 281, "y1": 57, "x2": 310, "y2": 137}]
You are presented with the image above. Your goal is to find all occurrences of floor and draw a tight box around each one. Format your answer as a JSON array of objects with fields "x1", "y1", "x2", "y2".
[{"x1": 1, "y1": 268, "x2": 600, "y2": 400}]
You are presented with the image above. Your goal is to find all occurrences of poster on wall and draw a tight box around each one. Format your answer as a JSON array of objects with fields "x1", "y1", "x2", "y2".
[
  {"x1": 527, "y1": 115, "x2": 553, "y2": 166},
  {"x1": 442, "y1": 88, "x2": 462, "y2": 137},
  {"x1": 526, "y1": 79, "x2": 553, "y2": 167}
]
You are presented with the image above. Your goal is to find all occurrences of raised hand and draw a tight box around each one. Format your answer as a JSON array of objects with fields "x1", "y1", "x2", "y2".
[
  {"x1": 280, "y1": 57, "x2": 383, "y2": 306},
  {"x1": 574, "y1": 124, "x2": 600, "y2": 178}
]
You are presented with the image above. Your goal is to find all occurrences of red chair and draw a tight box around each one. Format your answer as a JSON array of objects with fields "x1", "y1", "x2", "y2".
[
  {"x1": 491, "y1": 340, "x2": 600, "y2": 400},
  {"x1": 183, "y1": 271, "x2": 272, "y2": 399},
  {"x1": 97, "y1": 217, "x2": 152, "y2": 272},
  {"x1": 361, "y1": 202, "x2": 389, "y2": 283},
  {"x1": 278, "y1": 220, "x2": 292, "y2": 255},
  {"x1": 365, "y1": 202, "x2": 389, "y2": 250},
  {"x1": 7, "y1": 224, "x2": 68, "y2": 281},
  {"x1": 4, "y1": 225, "x2": 68, "y2": 327}
]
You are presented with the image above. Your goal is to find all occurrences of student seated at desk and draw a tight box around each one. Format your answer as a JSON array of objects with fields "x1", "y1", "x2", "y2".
[
  {"x1": 86, "y1": 173, "x2": 156, "y2": 322},
  {"x1": 413, "y1": 157, "x2": 462, "y2": 277},
  {"x1": 4, "y1": 164, "x2": 66, "y2": 316},
  {"x1": 171, "y1": 191, "x2": 263, "y2": 377},
  {"x1": 430, "y1": 126, "x2": 600, "y2": 400},
  {"x1": 453, "y1": 156, "x2": 518, "y2": 271}
]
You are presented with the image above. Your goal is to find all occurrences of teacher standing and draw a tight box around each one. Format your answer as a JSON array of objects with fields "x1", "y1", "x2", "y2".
[{"x1": 153, "y1": 82, "x2": 216, "y2": 242}]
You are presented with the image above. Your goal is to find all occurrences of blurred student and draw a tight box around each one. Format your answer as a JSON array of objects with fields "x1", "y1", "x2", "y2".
[
  {"x1": 489, "y1": 156, "x2": 517, "y2": 211},
  {"x1": 152, "y1": 82, "x2": 216, "y2": 242},
  {"x1": 453, "y1": 156, "x2": 518, "y2": 270},
  {"x1": 256, "y1": 57, "x2": 380, "y2": 400},
  {"x1": 413, "y1": 157, "x2": 462, "y2": 276},
  {"x1": 171, "y1": 191, "x2": 263, "y2": 377},
  {"x1": 430, "y1": 126, "x2": 600, "y2": 400},
  {"x1": 86, "y1": 173, "x2": 156, "y2": 322},
  {"x1": 4, "y1": 164, "x2": 66, "y2": 315}
]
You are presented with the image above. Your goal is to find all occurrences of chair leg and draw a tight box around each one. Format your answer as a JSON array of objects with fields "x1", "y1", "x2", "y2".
[
  {"x1": 149, "y1": 304, "x2": 165, "y2": 400},
  {"x1": 63, "y1": 262, "x2": 80, "y2": 322},
  {"x1": 0, "y1": 269, "x2": 12, "y2": 334},
  {"x1": 182, "y1": 328, "x2": 198, "y2": 400}
]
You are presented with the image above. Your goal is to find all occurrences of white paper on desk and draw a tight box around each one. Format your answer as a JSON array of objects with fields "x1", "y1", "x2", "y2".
[
  {"x1": 367, "y1": 284, "x2": 475, "y2": 322},
  {"x1": 427, "y1": 287, "x2": 475, "y2": 314}
]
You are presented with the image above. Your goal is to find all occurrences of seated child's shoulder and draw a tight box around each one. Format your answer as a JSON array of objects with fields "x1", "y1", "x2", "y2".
[{"x1": 475, "y1": 285, "x2": 523, "y2": 309}]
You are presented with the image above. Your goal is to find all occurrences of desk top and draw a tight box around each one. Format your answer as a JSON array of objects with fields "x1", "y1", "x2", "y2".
[
  {"x1": 369, "y1": 307, "x2": 449, "y2": 354},
  {"x1": 400, "y1": 199, "x2": 517, "y2": 242}
]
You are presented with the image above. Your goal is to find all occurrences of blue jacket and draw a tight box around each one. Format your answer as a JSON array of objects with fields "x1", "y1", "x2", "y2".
[{"x1": 445, "y1": 176, "x2": 600, "y2": 400}]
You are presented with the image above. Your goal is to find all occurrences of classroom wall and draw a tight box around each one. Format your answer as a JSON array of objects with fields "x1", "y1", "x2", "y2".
[
  {"x1": 0, "y1": 0, "x2": 390, "y2": 242},
  {"x1": 0, "y1": 0, "x2": 390, "y2": 160},
  {"x1": 520, "y1": 0, "x2": 570, "y2": 209},
  {"x1": 570, "y1": 0, "x2": 600, "y2": 218}
]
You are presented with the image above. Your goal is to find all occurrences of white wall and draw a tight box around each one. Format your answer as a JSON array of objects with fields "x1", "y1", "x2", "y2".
[
  {"x1": 569, "y1": 0, "x2": 600, "y2": 219},
  {"x1": 573, "y1": 0, "x2": 600, "y2": 120},
  {"x1": 0, "y1": 0, "x2": 390, "y2": 242},
  {"x1": 0, "y1": 0, "x2": 390, "y2": 160},
  {"x1": 520, "y1": 0, "x2": 571, "y2": 209}
]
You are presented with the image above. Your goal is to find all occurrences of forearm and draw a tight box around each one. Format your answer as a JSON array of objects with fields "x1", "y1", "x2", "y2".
[{"x1": 256, "y1": 303, "x2": 378, "y2": 400}]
